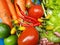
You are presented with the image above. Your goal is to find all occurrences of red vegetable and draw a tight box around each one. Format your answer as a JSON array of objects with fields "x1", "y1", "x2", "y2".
[
  {"x1": 25, "y1": 0, "x2": 34, "y2": 8},
  {"x1": 16, "y1": 4, "x2": 37, "y2": 23},
  {"x1": 18, "y1": 26, "x2": 39, "y2": 45},
  {"x1": 14, "y1": 0, "x2": 26, "y2": 19},
  {"x1": 28, "y1": 5, "x2": 44, "y2": 19},
  {"x1": 16, "y1": 4, "x2": 41, "y2": 26}
]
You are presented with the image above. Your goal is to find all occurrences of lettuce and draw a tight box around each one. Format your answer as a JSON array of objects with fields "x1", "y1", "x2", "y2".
[{"x1": 45, "y1": 0, "x2": 60, "y2": 9}]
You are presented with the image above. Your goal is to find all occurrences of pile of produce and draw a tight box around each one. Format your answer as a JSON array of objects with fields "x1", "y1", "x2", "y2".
[{"x1": 0, "y1": 0, "x2": 60, "y2": 45}]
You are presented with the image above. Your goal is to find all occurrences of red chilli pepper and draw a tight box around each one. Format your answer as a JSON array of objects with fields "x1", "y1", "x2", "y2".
[
  {"x1": 16, "y1": 4, "x2": 38, "y2": 22},
  {"x1": 16, "y1": 4, "x2": 41, "y2": 26},
  {"x1": 19, "y1": 16, "x2": 35, "y2": 24}
]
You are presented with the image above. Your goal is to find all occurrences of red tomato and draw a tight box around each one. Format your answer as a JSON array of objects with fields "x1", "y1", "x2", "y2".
[
  {"x1": 18, "y1": 26, "x2": 39, "y2": 45},
  {"x1": 28, "y1": 5, "x2": 44, "y2": 19},
  {"x1": 25, "y1": 0, "x2": 34, "y2": 8}
]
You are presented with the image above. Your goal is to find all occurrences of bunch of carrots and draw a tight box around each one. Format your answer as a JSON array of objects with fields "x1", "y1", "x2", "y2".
[{"x1": 0, "y1": 0, "x2": 41, "y2": 28}]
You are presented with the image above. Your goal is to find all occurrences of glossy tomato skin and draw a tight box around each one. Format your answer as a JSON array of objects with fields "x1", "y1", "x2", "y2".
[
  {"x1": 28, "y1": 5, "x2": 44, "y2": 19},
  {"x1": 18, "y1": 26, "x2": 39, "y2": 45}
]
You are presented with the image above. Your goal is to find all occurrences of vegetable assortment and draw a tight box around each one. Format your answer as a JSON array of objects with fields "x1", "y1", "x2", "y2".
[{"x1": 0, "y1": 0, "x2": 60, "y2": 45}]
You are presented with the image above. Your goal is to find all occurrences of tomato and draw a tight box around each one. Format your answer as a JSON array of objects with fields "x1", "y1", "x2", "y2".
[
  {"x1": 18, "y1": 26, "x2": 39, "y2": 45},
  {"x1": 4, "y1": 35, "x2": 18, "y2": 45},
  {"x1": 25, "y1": 0, "x2": 34, "y2": 8},
  {"x1": 28, "y1": 5, "x2": 44, "y2": 19},
  {"x1": 0, "y1": 23, "x2": 10, "y2": 38}
]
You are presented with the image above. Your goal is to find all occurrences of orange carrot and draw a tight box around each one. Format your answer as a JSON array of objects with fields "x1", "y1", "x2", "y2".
[
  {"x1": 1, "y1": 0, "x2": 11, "y2": 17},
  {"x1": 14, "y1": 0, "x2": 26, "y2": 17},
  {"x1": 6, "y1": 0, "x2": 18, "y2": 20},
  {"x1": 0, "y1": 0, "x2": 12, "y2": 28}
]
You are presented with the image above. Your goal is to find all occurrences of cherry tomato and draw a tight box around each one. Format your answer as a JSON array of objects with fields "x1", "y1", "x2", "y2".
[
  {"x1": 18, "y1": 26, "x2": 39, "y2": 45},
  {"x1": 28, "y1": 5, "x2": 44, "y2": 19}
]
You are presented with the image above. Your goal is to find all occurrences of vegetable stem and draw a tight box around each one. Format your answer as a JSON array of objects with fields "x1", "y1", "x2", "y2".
[{"x1": 41, "y1": 3, "x2": 47, "y2": 17}]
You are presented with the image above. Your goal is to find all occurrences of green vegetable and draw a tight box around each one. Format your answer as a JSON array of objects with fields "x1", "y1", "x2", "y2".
[
  {"x1": 35, "y1": 26, "x2": 43, "y2": 32},
  {"x1": 46, "y1": 9, "x2": 60, "y2": 28},
  {"x1": 53, "y1": 26, "x2": 60, "y2": 33},
  {"x1": 47, "y1": 31, "x2": 60, "y2": 42},
  {"x1": 45, "y1": 0, "x2": 60, "y2": 9},
  {"x1": 46, "y1": 1, "x2": 60, "y2": 29},
  {"x1": 40, "y1": 31, "x2": 60, "y2": 42},
  {"x1": 0, "y1": 23, "x2": 10, "y2": 38},
  {"x1": 4, "y1": 35, "x2": 18, "y2": 45},
  {"x1": 40, "y1": 32, "x2": 47, "y2": 38},
  {"x1": 41, "y1": 0, "x2": 60, "y2": 43}
]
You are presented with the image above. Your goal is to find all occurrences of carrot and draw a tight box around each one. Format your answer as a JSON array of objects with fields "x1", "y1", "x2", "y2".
[
  {"x1": 1, "y1": 0, "x2": 11, "y2": 17},
  {"x1": 6, "y1": 0, "x2": 18, "y2": 20},
  {"x1": 14, "y1": 0, "x2": 26, "y2": 17},
  {"x1": 0, "y1": 0, "x2": 12, "y2": 28}
]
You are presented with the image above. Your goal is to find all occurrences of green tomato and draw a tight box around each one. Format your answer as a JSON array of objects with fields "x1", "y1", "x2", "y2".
[
  {"x1": 0, "y1": 23, "x2": 10, "y2": 38},
  {"x1": 4, "y1": 35, "x2": 18, "y2": 45}
]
